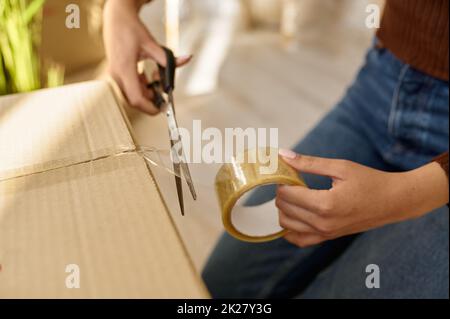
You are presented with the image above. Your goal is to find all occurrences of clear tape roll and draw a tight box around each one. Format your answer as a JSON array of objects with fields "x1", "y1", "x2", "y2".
[
  {"x1": 138, "y1": 147, "x2": 307, "y2": 243},
  {"x1": 215, "y1": 148, "x2": 307, "y2": 242}
]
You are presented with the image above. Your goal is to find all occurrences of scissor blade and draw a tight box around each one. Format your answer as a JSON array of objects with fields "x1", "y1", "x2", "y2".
[
  {"x1": 174, "y1": 169, "x2": 184, "y2": 216},
  {"x1": 166, "y1": 97, "x2": 197, "y2": 201},
  {"x1": 170, "y1": 139, "x2": 184, "y2": 216},
  {"x1": 180, "y1": 162, "x2": 197, "y2": 200}
]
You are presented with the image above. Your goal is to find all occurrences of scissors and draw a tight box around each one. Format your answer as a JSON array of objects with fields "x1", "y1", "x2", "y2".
[{"x1": 146, "y1": 47, "x2": 197, "y2": 216}]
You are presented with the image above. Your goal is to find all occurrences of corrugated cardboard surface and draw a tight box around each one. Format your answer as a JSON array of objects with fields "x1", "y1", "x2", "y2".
[
  {"x1": 0, "y1": 81, "x2": 134, "y2": 180},
  {"x1": 0, "y1": 81, "x2": 207, "y2": 298}
]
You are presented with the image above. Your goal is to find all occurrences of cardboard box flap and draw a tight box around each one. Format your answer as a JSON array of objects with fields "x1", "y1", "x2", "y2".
[
  {"x1": 0, "y1": 153, "x2": 207, "y2": 298},
  {"x1": 0, "y1": 81, "x2": 135, "y2": 181}
]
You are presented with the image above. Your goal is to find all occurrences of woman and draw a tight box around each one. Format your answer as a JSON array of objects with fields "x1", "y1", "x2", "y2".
[{"x1": 104, "y1": 0, "x2": 449, "y2": 298}]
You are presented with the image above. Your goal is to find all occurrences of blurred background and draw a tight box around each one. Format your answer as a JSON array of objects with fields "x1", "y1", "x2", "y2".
[{"x1": 1, "y1": 0, "x2": 384, "y2": 271}]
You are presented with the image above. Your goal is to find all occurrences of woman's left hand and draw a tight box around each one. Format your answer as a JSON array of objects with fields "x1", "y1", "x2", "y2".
[{"x1": 276, "y1": 149, "x2": 449, "y2": 248}]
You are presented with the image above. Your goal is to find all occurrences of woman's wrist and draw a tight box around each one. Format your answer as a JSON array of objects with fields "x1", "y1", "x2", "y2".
[{"x1": 391, "y1": 163, "x2": 449, "y2": 220}]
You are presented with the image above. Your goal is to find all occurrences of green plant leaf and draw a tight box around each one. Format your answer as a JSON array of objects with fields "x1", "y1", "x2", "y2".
[
  {"x1": 23, "y1": 0, "x2": 46, "y2": 25},
  {"x1": 0, "y1": 0, "x2": 63, "y2": 95}
]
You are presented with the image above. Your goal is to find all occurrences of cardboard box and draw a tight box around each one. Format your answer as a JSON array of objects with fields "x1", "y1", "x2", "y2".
[{"x1": 0, "y1": 81, "x2": 208, "y2": 298}]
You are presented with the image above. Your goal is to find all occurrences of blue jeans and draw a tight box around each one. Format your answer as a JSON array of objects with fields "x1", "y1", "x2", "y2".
[{"x1": 202, "y1": 41, "x2": 449, "y2": 299}]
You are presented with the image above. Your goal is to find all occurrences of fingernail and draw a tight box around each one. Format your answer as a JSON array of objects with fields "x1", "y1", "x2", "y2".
[
  {"x1": 278, "y1": 148, "x2": 297, "y2": 159},
  {"x1": 179, "y1": 54, "x2": 192, "y2": 60}
]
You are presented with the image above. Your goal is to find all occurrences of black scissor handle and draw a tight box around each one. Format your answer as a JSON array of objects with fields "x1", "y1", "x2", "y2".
[
  {"x1": 158, "y1": 46, "x2": 176, "y2": 93},
  {"x1": 146, "y1": 81, "x2": 165, "y2": 108}
]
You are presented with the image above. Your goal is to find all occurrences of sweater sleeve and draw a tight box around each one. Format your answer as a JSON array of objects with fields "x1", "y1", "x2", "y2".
[
  {"x1": 434, "y1": 152, "x2": 449, "y2": 207},
  {"x1": 434, "y1": 152, "x2": 449, "y2": 179}
]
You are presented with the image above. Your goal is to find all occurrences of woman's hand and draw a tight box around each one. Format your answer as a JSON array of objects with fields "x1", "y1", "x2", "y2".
[
  {"x1": 276, "y1": 149, "x2": 449, "y2": 248},
  {"x1": 103, "y1": 0, "x2": 192, "y2": 114}
]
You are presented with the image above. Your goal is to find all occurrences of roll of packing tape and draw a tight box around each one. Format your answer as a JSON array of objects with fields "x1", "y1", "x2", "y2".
[{"x1": 215, "y1": 148, "x2": 307, "y2": 243}]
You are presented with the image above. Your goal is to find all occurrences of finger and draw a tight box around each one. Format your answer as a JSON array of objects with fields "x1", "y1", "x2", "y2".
[
  {"x1": 139, "y1": 73, "x2": 155, "y2": 101},
  {"x1": 278, "y1": 209, "x2": 318, "y2": 234},
  {"x1": 277, "y1": 184, "x2": 329, "y2": 214},
  {"x1": 141, "y1": 33, "x2": 193, "y2": 68},
  {"x1": 278, "y1": 149, "x2": 346, "y2": 178},
  {"x1": 151, "y1": 69, "x2": 160, "y2": 81},
  {"x1": 284, "y1": 232, "x2": 326, "y2": 248},
  {"x1": 141, "y1": 35, "x2": 167, "y2": 66},
  {"x1": 276, "y1": 198, "x2": 321, "y2": 230},
  {"x1": 176, "y1": 55, "x2": 193, "y2": 67},
  {"x1": 120, "y1": 62, "x2": 159, "y2": 115}
]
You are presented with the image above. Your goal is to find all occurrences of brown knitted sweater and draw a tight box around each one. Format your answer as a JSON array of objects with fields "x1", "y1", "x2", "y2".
[
  {"x1": 377, "y1": 0, "x2": 449, "y2": 81},
  {"x1": 377, "y1": 0, "x2": 449, "y2": 180}
]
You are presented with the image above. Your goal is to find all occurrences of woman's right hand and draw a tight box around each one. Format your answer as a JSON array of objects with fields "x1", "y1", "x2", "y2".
[{"x1": 103, "y1": 0, "x2": 192, "y2": 114}]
